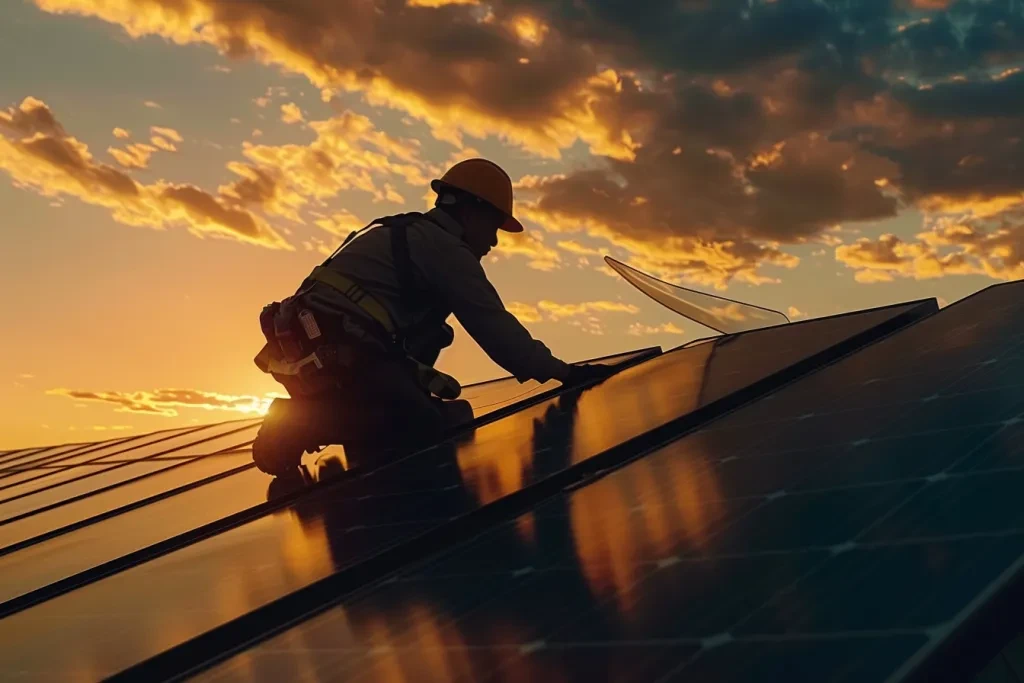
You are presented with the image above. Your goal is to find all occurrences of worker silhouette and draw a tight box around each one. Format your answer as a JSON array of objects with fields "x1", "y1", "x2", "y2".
[{"x1": 252, "y1": 158, "x2": 616, "y2": 478}]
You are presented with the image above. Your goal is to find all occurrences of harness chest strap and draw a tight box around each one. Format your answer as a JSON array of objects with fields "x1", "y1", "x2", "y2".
[
  {"x1": 304, "y1": 227, "x2": 462, "y2": 400},
  {"x1": 308, "y1": 265, "x2": 397, "y2": 337}
]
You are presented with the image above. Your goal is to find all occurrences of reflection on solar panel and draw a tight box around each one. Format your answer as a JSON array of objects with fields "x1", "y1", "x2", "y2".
[{"x1": 10, "y1": 286, "x2": 1024, "y2": 683}]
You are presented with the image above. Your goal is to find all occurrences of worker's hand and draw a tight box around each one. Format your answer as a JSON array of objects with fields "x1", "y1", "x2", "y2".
[{"x1": 563, "y1": 363, "x2": 617, "y2": 387}]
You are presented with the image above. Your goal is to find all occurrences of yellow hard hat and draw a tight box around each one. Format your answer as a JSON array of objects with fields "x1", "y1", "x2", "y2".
[{"x1": 430, "y1": 158, "x2": 523, "y2": 233}]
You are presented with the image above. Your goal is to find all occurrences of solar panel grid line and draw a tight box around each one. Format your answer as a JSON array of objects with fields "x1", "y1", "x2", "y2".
[
  {"x1": 0, "y1": 460, "x2": 255, "y2": 559},
  {"x1": 0, "y1": 442, "x2": 101, "y2": 471},
  {"x1": 0, "y1": 426, "x2": 198, "y2": 474},
  {"x1": 0, "y1": 436, "x2": 260, "y2": 543},
  {"x1": 193, "y1": 282, "x2": 1024, "y2": 683},
  {"x1": 0, "y1": 464, "x2": 269, "y2": 620},
  {"x1": 105, "y1": 300, "x2": 936, "y2": 682},
  {"x1": 0, "y1": 422, "x2": 258, "y2": 508},
  {"x1": 0, "y1": 427, "x2": 208, "y2": 492},
  {"x1": 893, "y1": 547, "x2": 1024, "y2": 683},
  {"x1": 0, "y1": 352, "x2": 661, "y2": 621}
]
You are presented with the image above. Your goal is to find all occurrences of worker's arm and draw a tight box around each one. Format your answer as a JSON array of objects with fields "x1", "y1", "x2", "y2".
[{"x1": 419, "y1": 239, "x2": 571, "y2": 383}]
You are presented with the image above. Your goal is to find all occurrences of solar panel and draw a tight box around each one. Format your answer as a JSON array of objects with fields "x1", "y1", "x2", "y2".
[
  {"x1": 0, "y1": 301, "x2": 932, "y2": 680},
  {"x1": 0, "y1": 351, "x2": 655, "y2": 621},
  {"x1": 0, "y1": 423, "x2": 259, "y2": 507},
  {"x1": 0, "y1": 450, "x2": 255, "y2": 551},
  {"x1": 459, "y1": 348, "x2": 658, "y2": 420},
  {"x1": 0, "y1": 442, "x2": 100, "y2": 471},
  {"x1": 0, "y1": 452, "x2": 256, "y2": 607},
  {"x1": 192, "y1": 282, "x2": 1023, "y2": 683}
]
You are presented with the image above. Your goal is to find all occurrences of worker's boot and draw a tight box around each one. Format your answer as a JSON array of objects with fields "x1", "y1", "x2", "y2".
[{"x1": 253, "y1": 397, "x2": 348, "y2": 477}]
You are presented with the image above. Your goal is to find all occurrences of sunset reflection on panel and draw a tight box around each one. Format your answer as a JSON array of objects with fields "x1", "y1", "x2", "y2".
[{"x1": 569, "y1": 440, "x2": 724, "y2": 619}]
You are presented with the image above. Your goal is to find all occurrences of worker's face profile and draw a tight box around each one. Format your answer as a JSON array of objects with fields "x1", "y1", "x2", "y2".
[{"x1": 463, "y1": 204, "x2": 503, "y2": 259}]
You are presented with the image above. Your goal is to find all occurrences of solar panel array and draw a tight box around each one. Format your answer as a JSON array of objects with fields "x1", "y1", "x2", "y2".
[{"x1": 4, "y1": 284, "x2": 1023, "y2": 683}]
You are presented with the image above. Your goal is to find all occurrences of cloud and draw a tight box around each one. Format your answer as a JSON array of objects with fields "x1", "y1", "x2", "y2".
[
  {"x1": 557, "y1": 240, "x2": 608, "y2": 257},
  {"x1": 112, "y1": 127, "x2": 130, "y2": 139},
  {"x1": 834, "y1": 216, "x2": 1024, "y2": 283},
  {"x1": 150, "y1": 135, "x2": 177, "y2": 152},
  {"x1": 627, "y1": 322, "x2": 684, "y2": 336},
  {"x1": 280, "y1": 102, "x2": 304, "y2": 124},
  {"x1": 28, "y1": 0, "x2": 1024, "y2": 289},
  {"x1": 492, "y1": 229, "x2": 561, "y2": 271},
  {"x1": 91, "y1": 424, "x2": 135, "y2": 431},
  {"x1": 0, "y1": 97, "x2": 289, "y2": 249},
  {"x1": 47, "y1": 386, "x2": 280, "y2": 417},
  {"x1": 314, "y1": 209, "x2": 366, "y2": 237},
  {"x1": 537, "y1": 299, "x2": 639, "y2": 320},
  {"x1": 505, "y1": 301, "x2": 542, "y2": 324},
  {"x1": 30, "y1": 0, "x2": 638, "y2": 160},
  {"x1": 108, "y1": 142, "x2": 157, "y2": 169},
  {"x1": 219, "y1": 110, "x2": 431, "y2": 221},
  {"x1": 151, "y1": 125, "x2": 182, "y2": 142},
  {"x1": 787, "y1": 306, "x2": 803, "y2": 319},
  {"x1": 143, "y1": 100, "x2": 161, "y2": 109}
]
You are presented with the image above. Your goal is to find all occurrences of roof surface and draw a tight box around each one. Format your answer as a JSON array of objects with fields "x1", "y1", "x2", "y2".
[{"x1": 2, "y1": 283, "x2": 1023, "y2": 683}]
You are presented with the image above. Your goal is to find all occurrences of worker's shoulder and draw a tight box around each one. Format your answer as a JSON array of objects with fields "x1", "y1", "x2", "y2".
[{"x1": 407, "y1": 214, "x2": 477, "y2": 262}]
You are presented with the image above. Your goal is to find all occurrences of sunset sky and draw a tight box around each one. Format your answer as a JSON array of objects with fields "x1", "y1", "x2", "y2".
[{"x1": 2, "y1": 0, "x2": 1022, "y2": 448}]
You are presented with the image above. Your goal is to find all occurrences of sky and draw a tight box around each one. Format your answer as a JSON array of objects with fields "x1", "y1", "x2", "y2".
[{"x1": 1, "y1": 0, "x2": 1022, "y2": 449}]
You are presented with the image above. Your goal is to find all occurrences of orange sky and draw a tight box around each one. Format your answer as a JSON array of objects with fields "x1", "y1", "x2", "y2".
[{"x1": 2, "y1": 0, "x2": 1022, "y2": 448}]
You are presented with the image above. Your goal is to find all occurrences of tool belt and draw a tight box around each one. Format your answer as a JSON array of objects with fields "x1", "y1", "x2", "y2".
[{"x1": 253, "y1": 213, "x2": 462, "y2": 400}]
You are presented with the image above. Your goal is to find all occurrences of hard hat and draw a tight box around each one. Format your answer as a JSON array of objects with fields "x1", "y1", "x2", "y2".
[{"x1": 430, "y1": 158, "x2": 523, "y2": 233}]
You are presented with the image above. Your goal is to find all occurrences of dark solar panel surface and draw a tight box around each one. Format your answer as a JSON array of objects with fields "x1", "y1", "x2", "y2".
[
  {"x1": 0, "y1": 423, "x2": 261, "y2": 519},
  {"x1": 0, "y1": 354, "x2": 654, "y2": 613},
  {"x1": 196, "y1": 283, "x2": 1024, "y2": 683},
  {"x1": 0, "y1": 301, "x2": 929, "y2": 680}
]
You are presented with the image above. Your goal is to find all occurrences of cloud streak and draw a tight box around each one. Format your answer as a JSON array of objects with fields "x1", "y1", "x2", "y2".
[
  {"x1": 0, "y1": 97, "x2": 290, "y2": 249},
  {"x1": 47, "y1": 386, "x2": 281, "y2": 416}
]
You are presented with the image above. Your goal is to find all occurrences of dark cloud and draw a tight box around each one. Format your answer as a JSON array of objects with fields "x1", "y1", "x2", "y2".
[{"x1": 27, "y1": 0, "x2": 1024, "y2": 285}]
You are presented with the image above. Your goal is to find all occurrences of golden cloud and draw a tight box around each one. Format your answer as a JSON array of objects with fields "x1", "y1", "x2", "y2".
[
  {"x1": 521, "y1": 198, "x2": 800, "y2": 289},
  {"x1": 47, "y1": 386, "x2": 281, "y2": 417},
  {"x1": 30, "y1": 0, "x2": 637, "y2": 161},
  {"x1": 494, "y1": 230, "x2": 562, "y2": 271},
  {"x1": 108, "y1": 142, "x2": 157, "y2": 169},
  {"x1": 537, "y1": 299, "x2": 639, "y2": 320},
  {"x1": 313, "y1": 209, "x2": 366, "y2": 237},
  {"x1": 0, "y1": 97, "x2": 290, "y2": 249},
  {"x1": 112, "y1": 127, "x2": 131, "y2": 139},
  {"x1": 280, "y1": 102, "x2": 304, "y2": 124},
  {"x1": 834, "y1": 221, "x2": 1024, "y2": 283},
  {"x1": 150, "y1": 125, "x2": 182, "y2": 142},
  {"x1": 505, "y1": 301, "x2": 543, "y2": 324},
  {"x1": 557, "y1": 240, "x2": 608, "y2": 257},
  {"x1": 150, "y1": 135, "x2": 177, "y2": 152},
  {"x1": 627, "y1": 322, "x2": 684, "y2": 336}
]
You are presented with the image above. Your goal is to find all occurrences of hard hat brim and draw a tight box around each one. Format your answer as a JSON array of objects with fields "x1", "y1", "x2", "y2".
[{"x1": 431, "y1": 179, "x2": 523, "y2": 233}]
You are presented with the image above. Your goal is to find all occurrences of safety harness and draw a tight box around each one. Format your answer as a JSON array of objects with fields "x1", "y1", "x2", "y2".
[{"x1": 254, "y1": 213, "x2": 462, "y2": 399}]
